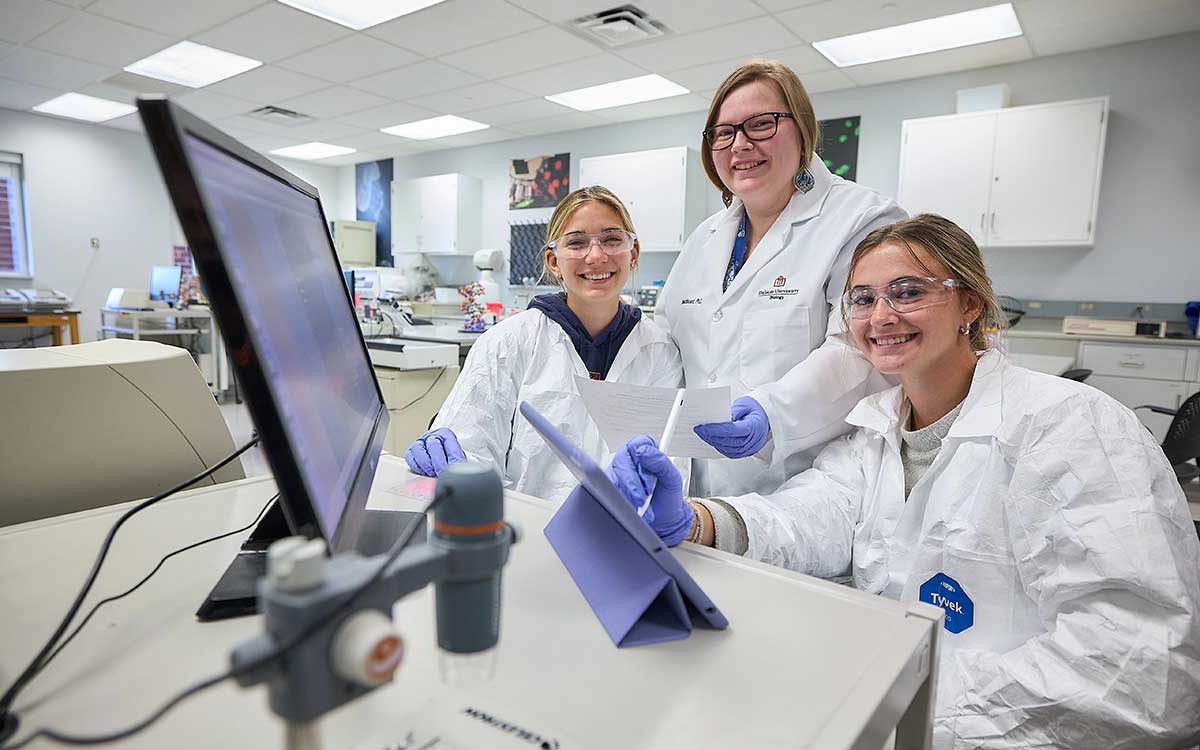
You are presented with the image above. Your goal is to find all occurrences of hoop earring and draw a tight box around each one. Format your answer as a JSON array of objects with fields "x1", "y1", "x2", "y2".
[{"x1": 794, "y1": 167, "x2": 814, "y2": 193}]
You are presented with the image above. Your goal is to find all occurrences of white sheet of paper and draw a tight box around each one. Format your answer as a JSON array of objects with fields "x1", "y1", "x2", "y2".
[{"x1": 574, "y1": 376, "x2": 730, "y2": 459}]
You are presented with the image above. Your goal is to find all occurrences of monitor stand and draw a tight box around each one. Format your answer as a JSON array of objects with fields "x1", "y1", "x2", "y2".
[{"x1": 196, "y1": 502, "x2": 426, "y2": 621}]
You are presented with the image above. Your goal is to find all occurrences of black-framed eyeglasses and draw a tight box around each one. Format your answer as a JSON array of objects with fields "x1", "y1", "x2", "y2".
[{"x1": 702, "y1": 112, "x2": 795, "y2": 151}]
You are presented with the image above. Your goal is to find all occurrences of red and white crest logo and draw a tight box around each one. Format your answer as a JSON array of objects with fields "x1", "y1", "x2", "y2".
[{"x1": 773, "y1": 276, "x2": 786, "y2": 287}]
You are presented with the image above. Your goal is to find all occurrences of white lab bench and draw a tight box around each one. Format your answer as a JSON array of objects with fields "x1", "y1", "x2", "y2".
[
  {"x1": 1005, "y1": 318, "x2": 1200, "y2": 441},
  {"x1": 98, "y1": 306, "x2": 225, "y2": 393},
  {"x1": 0, "y1": 456, "x2": 942, "y2": 750}
]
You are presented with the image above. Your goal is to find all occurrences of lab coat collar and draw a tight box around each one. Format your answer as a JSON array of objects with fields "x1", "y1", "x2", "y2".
[
  {"x1": 846, "y1": 349, "x2": 1005, "y2": 440},
  {"x1": 710, "y1": 157, "x2": 837, "y2": 300}
]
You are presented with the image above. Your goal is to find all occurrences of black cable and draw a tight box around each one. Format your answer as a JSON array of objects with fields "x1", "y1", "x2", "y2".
[
  {"x1": 3, "y1": 488, "x2": 447, "y2": 748},
  {"x1": 0, "y1": 437, "x2": 261, "y2": 726},
  {"x1": 388, "y1": 367, "x2": 448, "y2": 413},
  {"x1": 41, "y1": 494, "x2": 278, "y2": 670}
]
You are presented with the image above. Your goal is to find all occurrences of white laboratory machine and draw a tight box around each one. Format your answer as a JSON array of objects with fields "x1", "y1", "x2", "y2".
[{"x1": 473, "y1": 249, "x2": 504, "y2": 308}]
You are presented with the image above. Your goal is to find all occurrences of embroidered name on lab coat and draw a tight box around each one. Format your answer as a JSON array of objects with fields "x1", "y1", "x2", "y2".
[{"x1": 680, "y1": 297, "x2": 703, "y2": 305}]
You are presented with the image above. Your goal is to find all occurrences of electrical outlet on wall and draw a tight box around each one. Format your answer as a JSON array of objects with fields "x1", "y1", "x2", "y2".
[
  {"x1": 90, "y1": 237, "x2": 100, "y2": 250},
  {"x1": 1079, "y1": 302, "x2": 1094, "y2": 311}
]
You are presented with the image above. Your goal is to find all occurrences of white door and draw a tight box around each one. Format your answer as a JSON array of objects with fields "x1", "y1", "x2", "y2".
[
  {"x1": 897, "y1": 113, "x2": 995, "y2": 245},
  {"x1": 579, "y1": 147, "x2": 687, "y2": 250},
  {"x1": 988, "y1": 99, "x2": 1106, "y2": 245}
]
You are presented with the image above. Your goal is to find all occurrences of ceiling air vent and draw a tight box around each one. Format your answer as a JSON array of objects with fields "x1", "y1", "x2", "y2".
[
  {"x1": 571, "y1": 5, "x2": 667, "y2": 47},
  {"x1": 247, "y1": 105, "x2": 314, "y2": 126}
]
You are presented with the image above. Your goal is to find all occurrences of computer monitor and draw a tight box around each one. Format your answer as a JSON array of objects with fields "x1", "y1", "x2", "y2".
[
  {"x1": 149, "y1": 264, "x2": 182, "y2": 303},
  {"x1": 138, "y1": 96, "x2": 388, "y2": 555}
]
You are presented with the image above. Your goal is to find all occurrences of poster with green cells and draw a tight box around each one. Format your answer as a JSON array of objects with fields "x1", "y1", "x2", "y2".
[{"x1": 818, "y1": 116, "x2": 860, "y2": 182}]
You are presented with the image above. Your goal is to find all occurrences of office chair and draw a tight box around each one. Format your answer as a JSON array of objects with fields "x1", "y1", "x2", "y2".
[
  {"x1": 1060, "y1": 368, "x2": 1093, "y2": 383},
  {"x1": 1135, "y1": 390, "x2": 1200, "y2": 483}
]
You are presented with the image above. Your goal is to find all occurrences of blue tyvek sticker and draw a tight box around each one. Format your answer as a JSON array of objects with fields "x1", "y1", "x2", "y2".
[{"x1": 919, "y1": 572, "x2": 974, "y2": 634}]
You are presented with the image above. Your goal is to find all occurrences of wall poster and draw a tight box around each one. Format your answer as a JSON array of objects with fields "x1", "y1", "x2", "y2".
[
  {"x1": 509, "y1": 153, "x2": 570, "y2": 209},
  {"x1": 817, "y1": 116, "x2": 860, "y2": 182},
  {"x1": 356, "y1": 158, "x2": 393, "y2": 266}
]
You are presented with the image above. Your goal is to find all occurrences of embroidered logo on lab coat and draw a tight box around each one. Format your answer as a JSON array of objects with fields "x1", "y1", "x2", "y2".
[
  {"x1": 773, "y1": 275, "x2": 786, "y2": 287},
  {"x1": 919, "y1": 572, "x2": 974, "y2": 634}
]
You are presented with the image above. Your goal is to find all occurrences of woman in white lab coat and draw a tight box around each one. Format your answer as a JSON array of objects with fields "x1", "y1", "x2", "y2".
[
  {"x1": 404, "y1": 186, "x2": 682, "y2": 503},
  {"x1": 609, "y1": 214, "x2": 1200, "y2": 747},
  {"x1": 656, "y1": 59, "x2": 906, "y2": 497}
]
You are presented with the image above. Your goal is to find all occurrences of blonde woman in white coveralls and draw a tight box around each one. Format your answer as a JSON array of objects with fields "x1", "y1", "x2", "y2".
[
  {"x1": 657, "y1": 59, "x2": 907, "y2": 497},
  {"x1": 609, "y1": 214, "x2": 1200, "y2": 748}
]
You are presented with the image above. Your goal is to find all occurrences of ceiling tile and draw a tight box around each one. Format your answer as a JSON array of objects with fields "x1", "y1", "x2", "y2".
[
  {"x1": 174, "y1": 89, "x2": 254, "y2": 119},
  {"x1": 459, "y1": 97, "x2": 577, "y2": 126},
  {"x1": 841, "y1": 36, "x2": 1034, "y2": 87},
  {"x1": 0, "y1": 0, "x2": 74, "y2": 44},
  {"x1": 218, "y1": 113, "x2": 299, "y2": 136},
  {"x1": 761, "y1": 43, "x2": 836, "y2": 74},
  {"x1": 775, "y1": 0, "x2": 1000, "y2": 43},
  {"x1": 592, "y1": 92, "x2": 710, "y2": 123},
  {"x1": 194, "y1": 3, "x2": 351, "y2": 63},
  {"x1": 1016, "y1": 0, "x2": 1200, "y2": 56},
  {"x1": 665, "y1": 58, "x2": 744, "y2": 92},
  {"x1": 434, "y1": 127, "x2": 520, "y2": 148},
  {"x1": 752, "y1": 0, "x2": 827, "y2": 11},
  {"x1": 100, "y1": 111, "x2": 143, "y2": 131},
  {"x1": 798, "y1": 68, "x2": 856, "y2": 94},
  {"x1": 617, "y1": 16, "x2": 800, "y2": 70},
  {"x1": 0, "y1": 77, "x2": 61, "y2": 110},
  {"x1": 367, "y1": 0, "x2": 545, "y2": 57},
  {"x1": 406, "y1": 81, "x2": 531, "y2": 114},
  {"x1": 85, "y1": 0, "x2": 263, "y2": 38},
  {"x1": 438, "y1": 25, "x2": 600, "y2": 79},
  {"x1": 328, "y1": 130, "x2": 414, "y2": 150},
  {"x1": 351, "y1": 60, "x2": 480, "y2": 99},
  {"x1": 335, "y1": 100, "x2": 440, "y2": 130},
  {"x1": 206, "y1": 65, "x2": 330, "y2": 102},
  {"x1": 0, "y1": 47, "x2": 109, "y2": 89},
  {"x1": 240, "y1": 132, "x2": 305, "y2": 151},
  {"x1": 636, "y1": 0, "x2": 764, "y2": 35},
  {"x1": 502, "y1": 0, "x2": 610, "y2": 23},
  {"x1": 31, "y1": 11, "x2": 173, "y2": 67},
  {"x1": 276, "y1": 119, "x2": 368, "y2": 141},
  {"x1": 495, "y1": 53, "x2": 646, "y2": 96},
  {"x1": 277, "y1": 86, "x2": 390, "y2": 119},
  {"x1": 277, "y1": 35, "x2": 420, "y2": 83},
  {"x1": 506, "y1": 111, "x2": 606, "y2": 135}
]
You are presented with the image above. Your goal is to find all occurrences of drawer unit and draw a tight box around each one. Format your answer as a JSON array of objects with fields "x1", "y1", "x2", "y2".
[{"x1": 1078, "y1": 342, "x2": 1189, "y2": 381}]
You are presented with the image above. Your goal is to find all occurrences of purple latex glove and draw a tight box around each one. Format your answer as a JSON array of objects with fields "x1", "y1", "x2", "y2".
[
  {"x1": 404, "y1": 427, "x2": 466, "y2": 476},
  {"x1": 605, "y1": 435, "x2": 693, "y2": 546},
  {"x1": 693, "y1": 396, "x2": 771, "y2": 458}
]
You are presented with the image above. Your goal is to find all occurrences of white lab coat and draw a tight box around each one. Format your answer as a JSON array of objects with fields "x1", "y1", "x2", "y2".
[
  {"x1": 726, "y1": 351, "x2": 1200, "y2": 748},
  {"x1": 655, "y1": 157, "x2": 905, "y2": 497},
  {"x1": 431, "y1": 308, "x2": 684, "y2": 504}
]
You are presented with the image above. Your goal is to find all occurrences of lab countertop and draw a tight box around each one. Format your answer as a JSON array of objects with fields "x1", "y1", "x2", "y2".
[
  {"x1": 393, "y1": 324, "x2": 482, "y2": 349},
  {"x1": 1006, "y1": 317, "x2": 1200, "y2": 347}
]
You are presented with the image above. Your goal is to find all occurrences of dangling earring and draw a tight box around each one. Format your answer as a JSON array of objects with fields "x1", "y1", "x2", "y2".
[
  {"x1": 794, "y1": 167, "x2": 814, "y2": 193},
  {"x1": 959, "y1": 324, "x2": 970, "y2": 336}
]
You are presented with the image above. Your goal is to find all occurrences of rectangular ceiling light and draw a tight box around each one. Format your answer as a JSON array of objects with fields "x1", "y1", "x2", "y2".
[
  {"x1": 277, "y1": 0, "x2": 450, "y2": 30},
  {"x1": 125, "y1": 41, "x2": 262, "y2": 88},
  {"x1": 32, "y1": 93, "x2": 137, "y2": 122},
  {"x1": 269, "y1": 142, "x2": 357, "y2": 160},
  {"x1": 545, "y1": 74, "x2": 689, "y2": 111},
  {"x1": 812, "y1": 3, "x2": 1023, "y2": 68},
  {"x1": 381, "y1": 115, "x2": 489, "y2": 140}
]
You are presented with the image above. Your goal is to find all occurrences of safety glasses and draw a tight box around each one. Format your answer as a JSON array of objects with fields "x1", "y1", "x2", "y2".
[
  {"x1": 545, "y1": 230, "x2": 636, "y2": 260},
  {"x1": 843, "y1": 277, "x2": 961, "y2": 319}
]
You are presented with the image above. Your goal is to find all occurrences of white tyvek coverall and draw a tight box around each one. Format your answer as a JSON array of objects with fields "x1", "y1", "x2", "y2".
[
  {"x1": 431, "y1": 308, "x2": 683, "y2": 504},
  {"x1": 725, "y1": 351, "x2": 1200, "y2": 747}
]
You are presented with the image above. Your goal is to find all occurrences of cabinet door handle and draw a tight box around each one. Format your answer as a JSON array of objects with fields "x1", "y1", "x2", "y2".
[
  {"x1": 1118, "y1": 356, "x2": 1145, "y2": 369},
  {"x1": 989, "y1": 212, "x2": 996, "y2": 233},
  {"x1": 979, "y1": 212, "x2": 985, "y2": 232}
]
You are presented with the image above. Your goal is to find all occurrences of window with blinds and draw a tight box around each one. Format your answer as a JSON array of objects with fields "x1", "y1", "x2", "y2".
[{"x1": 0, "y1": 152, "x2": 30, "y2": 277}]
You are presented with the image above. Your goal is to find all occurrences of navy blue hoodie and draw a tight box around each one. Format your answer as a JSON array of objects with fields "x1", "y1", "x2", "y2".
[{"x1": 528, "y1": 292, "x2": 642, "y2": 380}]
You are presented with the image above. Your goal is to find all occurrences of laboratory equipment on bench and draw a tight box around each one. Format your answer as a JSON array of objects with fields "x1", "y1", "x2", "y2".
[
  {"x1": 231, "y1": 464, "x2": 515, "y2": 750},
  {"x1": 7, "y1": 288, "x2": 72, "y2": 311},
  {"x1": 473, "y1": 249, "x2": 504, "y2": 307},
  {"x1": 0, "y1": 289, "x2": 24, "y2": 312},
  {"x1": 149, "y1": 264, "x2": 183, "y2": 306},
  {"x1": 1062, "y1": 316, "x2": 1167, "y2": 338},
  {"x1": 105, "y1": 287, "x2": 152, "y2": 310},
  {"x1": 364, "y1": 338, "x2": 456, "y2": 370}
]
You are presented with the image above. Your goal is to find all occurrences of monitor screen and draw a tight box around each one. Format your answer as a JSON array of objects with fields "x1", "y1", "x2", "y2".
[
  {"x1": 182, "y1": 134, "x2": 382, "y2": 540},
  {"x1": 149, "y1": 264, "x2": 182, "y2": 302}
]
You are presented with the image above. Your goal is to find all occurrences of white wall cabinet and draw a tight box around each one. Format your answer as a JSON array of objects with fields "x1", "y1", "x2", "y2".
[
  {"x1": 577, "y1": 146, "x2": 708, "y2": 252},
  {"x1": 391, "y1": 173, "x2": 482, "y2": 255},
  {"x1": 898, "y1": 97, "x2": 1108, "y2": 247}
]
